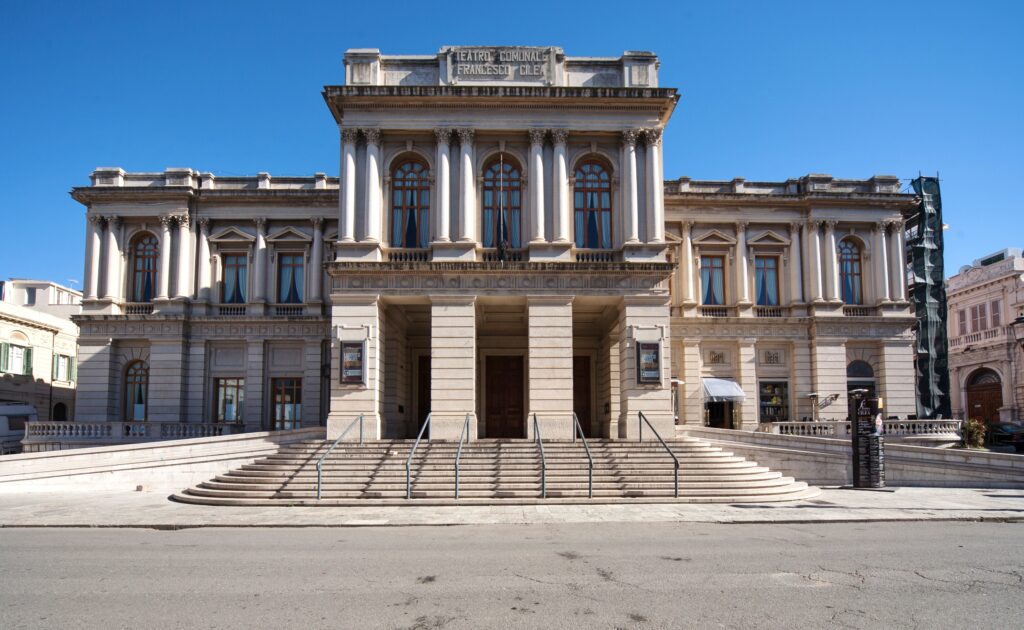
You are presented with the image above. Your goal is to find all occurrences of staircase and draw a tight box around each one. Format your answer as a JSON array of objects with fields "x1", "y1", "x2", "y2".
[{"x1": 172, "y1": 436, "x2": 819, "y2": 506}]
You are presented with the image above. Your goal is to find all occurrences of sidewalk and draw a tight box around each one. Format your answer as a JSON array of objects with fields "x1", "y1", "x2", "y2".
[{"x1": 1, "y1": 487, "x2": 1023, "y2": 528}]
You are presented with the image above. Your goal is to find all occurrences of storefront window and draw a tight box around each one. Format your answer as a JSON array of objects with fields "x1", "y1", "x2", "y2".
[{"x1": 758, "y1": 381, "x2": 789, "y2": 422}]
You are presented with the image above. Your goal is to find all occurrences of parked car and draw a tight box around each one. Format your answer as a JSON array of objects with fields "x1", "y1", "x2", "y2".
[
  {"x1": 0, "y1": 401, "x2": 38, "y2": 455},
  {"x1": 986, "y1": 422, "x2": 1024, "y2": 452}
]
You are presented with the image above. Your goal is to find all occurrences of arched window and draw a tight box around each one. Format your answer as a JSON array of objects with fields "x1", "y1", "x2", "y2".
[
  {"x1": 846, "y1": 361, "x2": 874, "y2": 379},
  {"x1": 838, "y1": 239, "x2": 863, "y2": 305},
  {"x1": 130, "y1": 234, "x2": 159, "y2": 303},
  {"x1": 969, "y1": 369, "x2": 1000, "y2": 386},
  {"x1": 482, "y1": 155, "x2": 522, "y2": 249},
  {"x1": 574, "y1": 160, "x2": 612, "y2": 249},
  {"x1": 125, "y1": 360, "x2": 149, "y2": 421},
  {"x1": 390, "y1": 159, "x2": 431, "y2": 248}
]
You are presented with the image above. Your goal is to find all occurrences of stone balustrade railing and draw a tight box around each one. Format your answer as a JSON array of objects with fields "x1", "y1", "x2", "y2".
[
  {"x1": 759, "y1": 419, "x2": 962, "y2": 446},
  {"x1": 23, "y1": 421, "x2": 246, "y2": 445}
]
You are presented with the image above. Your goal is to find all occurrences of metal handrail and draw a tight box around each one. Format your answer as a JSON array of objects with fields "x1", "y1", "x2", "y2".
[
  {"x1": 316, "y1": 414, "x2": 364, "y2": 500},
  {"x1": 572, "y1": 412, "x2": 594, "y2": 498},
  {"x1": 533, "y1": 413, "x2": 547, "y2": 498},
  {"x1": 638, "y1": 411, "x2": 680, "y2": 498},
  {"x1": 406, "y1": 413, "x2": 433, "y2": 499},
  {"x1": 454, "y1": 413, "x2": 472, "y2": 499}
]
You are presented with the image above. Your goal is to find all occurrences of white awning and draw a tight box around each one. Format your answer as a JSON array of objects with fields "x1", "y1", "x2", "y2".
[{"x1": 702, "y1": 378, "x2": 746, "y2": 402}]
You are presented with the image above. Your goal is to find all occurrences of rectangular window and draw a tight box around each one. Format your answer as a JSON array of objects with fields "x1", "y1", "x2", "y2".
[
  {"x1": 24, "y1": 287, "x2": 36, "y2": 306},
  {"x1": 958, "y1": 309, "x2": 967, "y2": 336},
  {"x1": 971, "y1": 303, "x2": 988, "y2": 332},
  {"x1": 754, "y1": 257, "x2": 779, "y2": 306},
  {"x1": 222, "y1": 254, "x2": 248, "y2": 304},
  {"x1": 214, "y1": 378, "x2": 245, "y2": 424},
  {"x1": 759, "y1": 381, "x2": 789, "y2": 423},
  {"x1": 700, "y1": 256, "x2": 725, "y2": 306},
  {"x1": 56, "y1": 355, "x2": 70, "y2": 381},
  {"x1": 270, "y1": 377, "x2": 302, "y2": 430},
  {"x1": 8, "y1": 345, "x2": 26, "y2": 374},
  {"x1": 277, "y1": 253, "x2": 304, "y2": 304},
  {"x1": 991, "y1": 300, "x2": 1001, "y2": 328}
]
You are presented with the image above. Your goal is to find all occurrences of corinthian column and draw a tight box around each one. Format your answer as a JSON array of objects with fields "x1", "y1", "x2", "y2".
[
  {"x1": 174, "y1": 214, "x2": 191, "y2": 299},
  {"x1": 874, "y1": 221, "x2": 891, "y2": 304},
  {"x1": 339, "y1": 127, "x2": 358, "y2": 243},
  {"x1": 736, "y1": 221, "x2": 750, "y2": 304},
  {"x1": 888, "y1": 219, "x2": 906, "y2": 301},
  {"x1": 457, "y1": 128, "x2": 476, "y2": 242},
  {"x1": 156, "y1": 215, "x2": 173, "y2": 300},
  {"x1": 434, "y1": 128, "x2": 452, "y2": 242},
  {"x1": 102, "y1": 216, "x2": 121, "y2": 301},
  {"x1": 310, "y1": 217, "x2": 323, "y2": 302},
  {"x1": 84, "y1": 215, "x2": 102, "y2": 300},
  {"x1": 362, "y1": 127, "x2": 382, "y2": 243},
  {"x1": 622, "y1": 129, "x2": 640, "y2": 244},
  {"x1": 197, "y1": 218, "x2": 212, "y2": 302},
  {"x1": 682, "y1": 221, "x2": 695, "y2": 305},
  {"x1": 823, "y1": 220, "x2": 839, "y2": 302},
  {"x1": 528, "y1": 129, "x2": 546, "y2": 243},
  {"x1": 808, "y1": 220, "x2": 823, "y2": 303},
  {"x1": 788, "y1": 222, "x2": 803, "y2": 304},
  {"x1": 551, "y1": 129, "x2": 570, "y2": 243},
  {"x1": 645, "y1": 128, "x2": 665, "y2": 243},
  {"x1": 253, "y1": 218, "x2": 267, "y2": 303}
]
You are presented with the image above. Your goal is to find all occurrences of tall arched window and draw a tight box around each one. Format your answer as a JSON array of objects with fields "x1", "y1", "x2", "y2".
[
  {"x1": 838, "y1": 239, "x2": 863, "y2": 305},
  {"x1": 390, "y1": 159, "x2": 431, "y2": 248},
  {"x1": 130, "y1": 233, "x2": 159, "y2": 303},
  {"x1": 125, "y1": 360, "x2": 149, "y2": 421},
  {"x1": 574, "y1": 160, "x2": 612, "y2": 249},
  {"x1": 482, "y1": 155, "x2": 522, "y2": 249}
]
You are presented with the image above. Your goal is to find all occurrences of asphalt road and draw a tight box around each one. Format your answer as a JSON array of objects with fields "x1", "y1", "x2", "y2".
[{"x1": 2, "y1": 522, "x2": 1022, "y2": 629}]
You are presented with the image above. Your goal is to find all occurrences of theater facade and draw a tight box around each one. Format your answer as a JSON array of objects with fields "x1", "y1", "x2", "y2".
[{"x1": 67, "y1": 47, "x2": 918, "y2": 447}]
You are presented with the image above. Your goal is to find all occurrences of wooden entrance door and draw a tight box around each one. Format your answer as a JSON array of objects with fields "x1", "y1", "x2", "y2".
[
  {"x1": 573, "y1": 356, "x2": 592, "y2": 437},
  {"x1": 485, "y1": 355, "x2": 524, "y2": 438},
  {"x1": 416, "y1": 355, "x2": 431, "y2": 437},
  {"x1": 966, "y1": 383, "x2": 1003, "y2": 424}
]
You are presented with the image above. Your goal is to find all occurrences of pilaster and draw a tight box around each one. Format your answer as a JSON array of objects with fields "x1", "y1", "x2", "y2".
[
  {"x1": 429, "y1": 296, "x2": 477, "y2": 439},
  {"x1": 148, "y1": 339, "x2": 187, "y2": 422},
  {"x1": 617, "y1": 296, "x2": 672, "y2": 439},
  {"x1": 328, "y1": 294, "x2": 384, "y2": 439},
  {"x1": 527, "y1": 295, "x2": 574, "y2": 439}
]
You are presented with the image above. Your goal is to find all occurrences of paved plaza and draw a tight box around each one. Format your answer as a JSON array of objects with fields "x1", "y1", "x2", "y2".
[{"x1": 1, "y1": 486, "x2": 1022, "y2": 528}]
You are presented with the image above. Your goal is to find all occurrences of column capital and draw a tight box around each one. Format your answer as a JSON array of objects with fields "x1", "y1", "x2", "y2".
[
  {"x1": 644, "y1": 127, "x2": 663, "y2": 146},
  {"x1": 550, "y1": 128, "x2": 569, "y2": 145},
  {"x1": 253, "y1": 217, "x2": 267, "y2": 233},
  {"x1": 528, "y1": 128, "x2": 547, "y2": 145},
  {"x1": 456, "y1": 127, "x2": 474, "y2": 144},
  {"x1": 433, "y1": 127, "x2": 453, "y2": 144},
  {"x1": 175, "y1": 213, "x2": 190, "y2": 228},
  {"x1": 311, "y1": 216, "x2": 323, "y2": 230},
  {"x1": 872, "y1": 220, "x2": 887, "y2": 233},
  {"x1": 197, "y1": 217, "x2": 210, "y2": 232},
  {"x1": 104, "y1": 215, "x2": 122, "y2": 228},
  {"x1": 341, "y1": 127, "x2": 359, "y2": 144},
  {"x1": 789, "y1": 220, "x2": 803, "y2": 234},
  {"x1": 361, "y1": 127, "x2": 381, "y2": 145},
  {"x1": 823, "y1": 219, "x2": 839, "y2": 231},
  {"x1": 735, "y1": 220, "x2": 749, "y2": 232},
  {"x1": 88, "y1": 214, "x2": 103, "y2": 226},
  {"x1": 885, "y1": 218, "x2": 904, "y2": 232},
  {"x1": 682, "y1": 220, "x2": 694, "y2": 235},
  {"x1": 621, "y1": 128, "x2": 639, "y2": 146}
]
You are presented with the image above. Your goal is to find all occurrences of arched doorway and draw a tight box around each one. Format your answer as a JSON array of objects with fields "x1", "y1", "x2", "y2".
[
  {"x1": 52, "y1": 402, "x2": 68, "y2": 421},
  {"x1": 966, "y1": 369, "x2": 1002, "y2": 424}
]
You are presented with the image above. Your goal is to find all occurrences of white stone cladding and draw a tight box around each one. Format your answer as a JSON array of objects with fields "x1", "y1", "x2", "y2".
[{"x1": 527, "y1": 296, "x2": 574, "y2": 438}]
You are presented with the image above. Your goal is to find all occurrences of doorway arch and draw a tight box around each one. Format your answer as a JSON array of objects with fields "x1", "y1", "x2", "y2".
[
  {"x1": 52, "y1": 402, "x2": 68, "y2": 421},
  {"x1": 965, "y1": 368, "x2": 1002, "y2": 424}
]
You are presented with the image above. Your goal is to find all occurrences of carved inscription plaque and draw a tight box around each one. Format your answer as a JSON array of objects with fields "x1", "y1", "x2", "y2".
[{"x1": 447, "y1": 46, "x2": 553, "y2": 84}]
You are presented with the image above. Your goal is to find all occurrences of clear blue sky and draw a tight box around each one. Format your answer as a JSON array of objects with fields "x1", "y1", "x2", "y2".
[{"x1": 2, "y1": 0, "x2": 1021, "y2": 286}]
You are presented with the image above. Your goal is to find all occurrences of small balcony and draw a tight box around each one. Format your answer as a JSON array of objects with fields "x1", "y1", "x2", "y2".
[
  {"x1": 575, "y1": 249, "x2": 618, "y2": 263},
  {"x1": 754, "y1": 306, "x2": 785, "y2": 318},
  {"x1": 842, "y1": 306, "x2": 875, "y2": 317},
  {"x1": 272, "y1": 304, "x2": 306, "y2": 317},
  {"x1": 124, "y1": 302, "x2": 154, "y2": 315},
  {"x1": 217, "y1": 305, "x2": 247, "y2": 317},
  {"x1": 481, "y1": 248, "x2": 525, "y2": 262},
  {"x1": 385, "y1": 248, "x2": 431, "y2": 263},
  {"x1": 700, "y1": 306, "x2": 731, "y2": 318}
]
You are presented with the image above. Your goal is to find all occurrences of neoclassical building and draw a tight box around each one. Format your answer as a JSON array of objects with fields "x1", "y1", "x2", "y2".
[
  {"x1": 66, "y1": 47, "x2": 918, "y2": 447},
  {"x1": 946, "y1": 248, "x2": 1024, "y2": 423}
]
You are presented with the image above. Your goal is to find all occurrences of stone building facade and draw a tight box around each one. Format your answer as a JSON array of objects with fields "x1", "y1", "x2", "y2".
[
  {"x1": 67, "y1": 47, "x2": 918, "y2": 445},
  {"x1": 0, "y1": 279, "x2": 80, "y2": 420},
  {"x1": 946, "y1": 249, "x2": 1024, "y2": 423}
]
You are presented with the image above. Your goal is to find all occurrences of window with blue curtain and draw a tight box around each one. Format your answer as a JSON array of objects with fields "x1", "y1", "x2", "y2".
[
  {"x1": 390, "y1": 160, "x2": 431, "y2": 248},
  {"x1": 125, "y1": 360, "x2": 148, "y2": 421},
  {"x1": 131, "y1": 234, "x2": 159, "y2": 303},
  {"x1": 838, "y1": 239, "x2": 863, "y2": 305},
  {"x1": 221, "y1": 254, "x2": 248, "y2": 304},
  {"x1": 573, "y1": 160, "x2": 612, "y2": 249},
  {"x1": 277, "y1": 253, "x2": 304, "y2": 304},
  {"x1": 481, "y1": 155, "x2": 522, "y2": 248},
  {"x1": 754, "y1": 256, "x2": 779, "y2": 306},
  {"x1": 701, "y1": 255, "x2": 725, "y2": 305}
]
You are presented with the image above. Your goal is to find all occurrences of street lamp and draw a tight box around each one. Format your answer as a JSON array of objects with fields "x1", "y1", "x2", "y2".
[{"x1": 1011, "y1": 315, "x2": 1024, "y2": 350}]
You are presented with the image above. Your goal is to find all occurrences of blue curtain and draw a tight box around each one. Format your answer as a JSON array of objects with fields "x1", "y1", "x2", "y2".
[
  {"x1": 701, "y1": 266, "x2": 724, "y2": 305},
  {"x1": 756, "y1": 265, "x2": 778, "y2": 306}
]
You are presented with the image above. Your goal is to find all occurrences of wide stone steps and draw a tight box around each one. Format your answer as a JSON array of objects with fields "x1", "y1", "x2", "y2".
[{"x1": 173, "y1": 436, "x2": 818, "y2": 506}]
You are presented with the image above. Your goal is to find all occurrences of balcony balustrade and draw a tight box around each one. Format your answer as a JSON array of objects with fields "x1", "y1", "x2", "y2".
[
  {"x1": 575, "y1": 249, "x2": 618, "y2": 263},
  {"x1": 700, "y1": 306, "x2": 730, "y2": 318},
  {"x1": 754, "y1": 306, "x2": 785, "y2": 318},
  {"x1": 385, "y1": 248, "x2": 431, "y2": 263},
  {"x1": 758, "y1": 418, "x2": 962, "y2": 447},
  {"x1": 124, "y1": 302, "x2": 154, "y2": 315},
  {"x1": 217, "y1": 305, "x2": 247, "y2": 316},
  {"x1": 22, "y1": 420, "x2": 247, "y2": 446},
  {"x1": 843, "y1": 306, "x2": 874, "y2": 317}
]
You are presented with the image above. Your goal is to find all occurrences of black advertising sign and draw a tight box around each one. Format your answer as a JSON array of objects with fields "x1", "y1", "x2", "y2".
[
  {"x1": 636, "y1": 341, "x2": 661, "y2": 384},
  {"x1": 341, "y1": 341, "x2": 365, "y2": 384}
]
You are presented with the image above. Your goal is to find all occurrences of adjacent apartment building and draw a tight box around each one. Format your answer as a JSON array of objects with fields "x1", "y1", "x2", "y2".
[
  {"x1": 0, "y1": 279, "x2": 80, "y2": 421},
  {"x1": 946, "y1": 248, "x2": 1024, "y2": 423},
  {"x1": 61, "y1": 47, "x2": 919, "y2": 447}
]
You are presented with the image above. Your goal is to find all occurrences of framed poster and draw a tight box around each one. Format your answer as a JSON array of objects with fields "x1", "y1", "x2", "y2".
[
  {"x1": 636, "y1": 341, "x2": 661, "y2": 384},
  {"x1": 340, "y1": 341, "x2": 365, "y2": 384}
]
